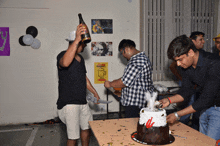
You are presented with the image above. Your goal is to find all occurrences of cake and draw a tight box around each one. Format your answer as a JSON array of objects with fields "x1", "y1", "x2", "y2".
[
  {"x1": 136, "y1": 108, "x2": 170, "y2": 145},
  {"x1": 131, "y1": 91, "x2": 173, "y2": 145}
]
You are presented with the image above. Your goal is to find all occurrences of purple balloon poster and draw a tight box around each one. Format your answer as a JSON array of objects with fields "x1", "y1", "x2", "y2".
[{"x1": 0, "y1": 27, "x2": 10, "y2": 56}]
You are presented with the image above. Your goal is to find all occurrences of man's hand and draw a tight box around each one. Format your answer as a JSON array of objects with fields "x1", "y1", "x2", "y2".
[
  {"x1": 159, "y1": 98, "x2": 170, "y2": 108},
  {"x1": 167, "y1": 113, "x2": 178, "y2": 124},
  {"x1": 94, "y1": 94, "x2": 100, "y2": 104},
  {"x1": 75, "y1": 24, "x2": 86, "y2": 42},
  {"x1": 104, "y1": 80, "x2": 111, "y2": 88}
]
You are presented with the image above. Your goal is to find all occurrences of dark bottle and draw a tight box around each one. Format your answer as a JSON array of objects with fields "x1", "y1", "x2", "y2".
[{"x1": 78, "y1": 13, "x2": 91, "y2": 44}]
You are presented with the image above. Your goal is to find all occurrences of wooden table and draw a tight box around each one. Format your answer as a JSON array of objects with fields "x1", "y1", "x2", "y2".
[{"x1": 89, "y1": 118, "x2": 216, "y2": 146}]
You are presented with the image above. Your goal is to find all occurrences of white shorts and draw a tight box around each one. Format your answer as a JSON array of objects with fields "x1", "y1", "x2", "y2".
[{"x1": 58, "y1": 104, "x2": 93, "y2": 140}]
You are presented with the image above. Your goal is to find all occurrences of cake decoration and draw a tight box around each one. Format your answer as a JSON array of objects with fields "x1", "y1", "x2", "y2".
[
  {"x1": 131, "y1": 91, "x2": 175, "y2": 145},
  {"x1": 145, "y1": 117, "x2": 155, "y2": 128}
]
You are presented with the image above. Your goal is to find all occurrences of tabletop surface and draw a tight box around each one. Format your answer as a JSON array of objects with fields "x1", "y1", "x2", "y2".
[{"x1": 89, "y1": 118, "x2": 216, "y2": 146}]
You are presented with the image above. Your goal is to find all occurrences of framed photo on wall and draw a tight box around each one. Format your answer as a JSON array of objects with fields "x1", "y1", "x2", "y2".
[
  {"x1": 91, "y1": 19, "x2": 113, "y2": 34},
  {"x1": 91, "y1": 42, "x2": 112, "y2": 56}
]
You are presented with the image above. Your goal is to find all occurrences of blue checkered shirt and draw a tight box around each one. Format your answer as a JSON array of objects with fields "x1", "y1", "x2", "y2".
[{"x1": 121, "y1": 52, "x2": 154, "y2": 108}]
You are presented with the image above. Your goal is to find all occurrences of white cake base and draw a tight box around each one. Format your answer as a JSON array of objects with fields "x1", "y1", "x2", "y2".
[{"x1": 139, "y1": 108, "x2": 167, "y2": 127}]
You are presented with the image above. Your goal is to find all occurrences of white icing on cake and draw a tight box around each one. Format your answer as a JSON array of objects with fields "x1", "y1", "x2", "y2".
[{"x1": 139, "y1": 108, "x2": 167, "y2": 127}]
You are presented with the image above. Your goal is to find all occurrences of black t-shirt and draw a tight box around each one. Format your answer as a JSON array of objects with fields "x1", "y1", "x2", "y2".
[
  {"x1": 56, "y1": 51, "x2": 87, "y2": 109},
  {"x1": 177, "y1": 50, "x2": 220, "y2": 111}
]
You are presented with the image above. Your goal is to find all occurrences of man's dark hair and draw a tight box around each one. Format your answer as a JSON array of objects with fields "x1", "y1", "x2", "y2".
[
  {"x1": 167, "y1": 35, "x2": 198, "y2": 60},
  {"x1": 190, "y1": 31, "x2": 205, "y2": 40},
  {"x1": 118, "y1": 39, "x2": 136, "y2": 51}
]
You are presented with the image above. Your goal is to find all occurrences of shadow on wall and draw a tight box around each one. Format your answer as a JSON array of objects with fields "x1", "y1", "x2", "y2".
[
  {"x1": 81, "y1": 45, "x2": 90, "y2": 60},
  {"x1": 118, "y1": 52, "x2": 127, "y2": 66}
]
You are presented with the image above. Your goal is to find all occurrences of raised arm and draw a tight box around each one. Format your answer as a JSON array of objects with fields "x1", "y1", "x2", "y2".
[{"x1": 59, "y1": 24, "x2": 86, "y2": 68}]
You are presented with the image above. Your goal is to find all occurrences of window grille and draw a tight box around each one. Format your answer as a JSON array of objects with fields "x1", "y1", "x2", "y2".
[
  {"x1": 141, "y1": 0, "x2": 216, "y2": 81},
  {"x1": 140, "y1": 0, "x2": 166, "y2": 81},
  {"x1": 191, "y1": 0, "x2": 215, "y2": 52}
]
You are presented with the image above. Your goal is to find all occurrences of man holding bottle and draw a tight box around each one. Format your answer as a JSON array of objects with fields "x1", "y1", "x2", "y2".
[{"x1": 56, "y1": 24, "x2": 100, "y2": 146}]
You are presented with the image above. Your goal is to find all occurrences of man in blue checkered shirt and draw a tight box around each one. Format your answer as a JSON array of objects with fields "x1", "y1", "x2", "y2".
[{"x1": 104, "y1": 39, "x2": 154, "y2": 118}]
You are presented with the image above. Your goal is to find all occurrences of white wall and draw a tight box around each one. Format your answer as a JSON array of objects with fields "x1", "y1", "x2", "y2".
[{"x1": 0, "y1": 0, "x2": 140, "y2": 125}]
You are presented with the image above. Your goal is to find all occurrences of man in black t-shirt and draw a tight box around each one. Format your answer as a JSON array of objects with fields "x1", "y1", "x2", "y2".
[{"x1": 57, "y1": 24, "x2": 100, "y2": 146}]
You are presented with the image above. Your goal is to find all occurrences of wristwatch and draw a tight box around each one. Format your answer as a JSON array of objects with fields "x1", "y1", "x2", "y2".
[{"x1": 174, "y1": 112, "x2": 180, "y2": 120}]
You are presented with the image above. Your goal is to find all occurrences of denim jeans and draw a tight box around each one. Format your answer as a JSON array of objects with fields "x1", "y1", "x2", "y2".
[{"x1": 199, "y1": 105, "x2": 220, "y2": 140}]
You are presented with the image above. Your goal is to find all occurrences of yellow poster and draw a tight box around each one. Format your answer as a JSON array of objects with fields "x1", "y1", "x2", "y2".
[{"x1": 94, "y1": 62, "x2": 108, "y2": 84}]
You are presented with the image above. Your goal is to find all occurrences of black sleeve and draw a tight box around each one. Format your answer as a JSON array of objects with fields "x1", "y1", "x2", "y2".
[
  {"x1": 177, "y1": 68, "x2": 195, "y2": 103},
  {"x1": 56, "y1": 51, "x2": 66, "y2": 69},
  {"x1": 192, "y1": 61, "x2": 220, "y2": 111}
]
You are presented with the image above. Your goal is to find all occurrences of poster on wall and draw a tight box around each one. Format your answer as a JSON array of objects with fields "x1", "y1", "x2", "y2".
[
  {"x1": 0, "y1": 27, "x2": 10, "y2": 56},
  {"x1": 91, "y1": 19, "x2": 113, "y2": 34},
  {"x1": 91, "y1": 42, "x2": 112, "y2": 56},
  {"x1": 94, "y1": 62, "x2": 108, "y2": 84}
]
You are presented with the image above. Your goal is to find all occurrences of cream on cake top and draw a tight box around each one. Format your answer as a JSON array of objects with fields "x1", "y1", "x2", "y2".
[{"x1": 139, "y1": 108, "x2": 167, "y2": 127}]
